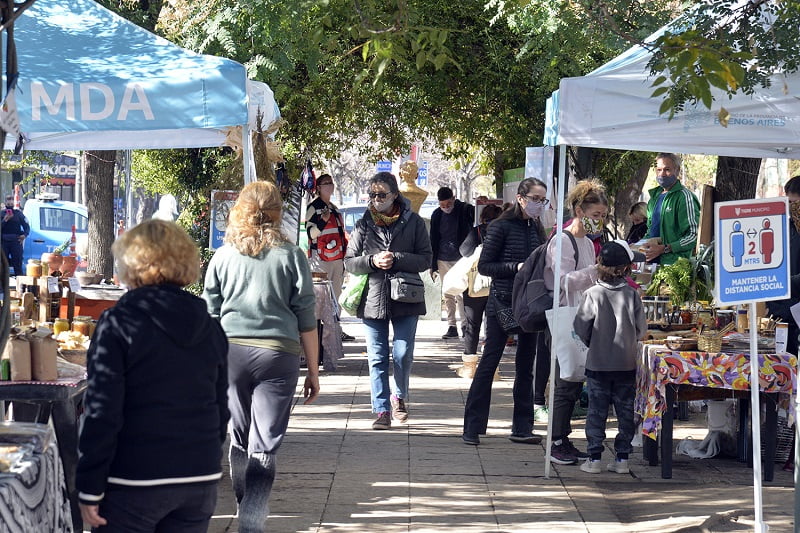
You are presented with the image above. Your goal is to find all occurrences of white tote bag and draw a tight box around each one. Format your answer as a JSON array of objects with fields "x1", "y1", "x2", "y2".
[
  {"x1": 442, "y1": 246, "x2": 483, "y2": 297},
  {"x1": 546, "y1": 305, "x2": 588, "y2": 382}
]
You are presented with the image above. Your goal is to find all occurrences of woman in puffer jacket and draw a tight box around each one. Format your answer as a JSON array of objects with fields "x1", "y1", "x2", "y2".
[
  {"x1": 462, "y1": 178, "x2": 548, "y2": 446},
  {"x1": 344, "y1": 172, "x2": 432, "y2": 430}
]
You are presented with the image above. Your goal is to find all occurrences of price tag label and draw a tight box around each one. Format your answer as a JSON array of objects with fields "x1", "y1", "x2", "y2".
[
  {"x1": 48, "y1": 277, "x2": 61, "y2": 294},
  {"x1": 68, "y1": 277, "x2": 81, "y2": 293}
]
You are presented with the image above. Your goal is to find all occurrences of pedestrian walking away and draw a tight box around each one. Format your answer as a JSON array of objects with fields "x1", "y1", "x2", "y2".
[
  {"x1": 203, "y1": 181, "x2": 320, "y2": 532},
  {"x1": 77, "y1": 220, "x2": 229, "y2": 532}
]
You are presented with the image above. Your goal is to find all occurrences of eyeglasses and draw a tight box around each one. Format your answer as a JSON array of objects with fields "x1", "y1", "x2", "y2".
[
  {"x1": 524, "y1": 196, "x2": 549, "y2": 206},
  {"x1": 368, "y1": 192, "x2": 390, "y2": 200}
]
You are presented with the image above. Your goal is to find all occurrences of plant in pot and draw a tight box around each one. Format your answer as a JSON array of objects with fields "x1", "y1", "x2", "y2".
[
  {"x1": 42, "y1": 237, "x2": 71, "y2": 274},
  {"x1": 645, "y1": 244, "x2": 714, "y2": 310}
]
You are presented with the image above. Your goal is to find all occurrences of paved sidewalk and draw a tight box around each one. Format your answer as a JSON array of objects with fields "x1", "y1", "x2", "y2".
[{"x1": 208, "y1": 319, "x2": 795, "y2": 532}]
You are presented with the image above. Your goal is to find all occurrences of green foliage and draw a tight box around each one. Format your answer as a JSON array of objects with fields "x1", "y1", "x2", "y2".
[
  {"x1": 645, "y1": 250, "x2": 713, "y2": 306},
  {"x1": 572, "y1": 0, "x2": 800, "y2": 117}
]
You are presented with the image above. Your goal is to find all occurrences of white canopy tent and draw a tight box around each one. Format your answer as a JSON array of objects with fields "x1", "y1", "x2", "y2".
[{"x1": 542, "y1": 12, "x2": 796, "y2": 532}]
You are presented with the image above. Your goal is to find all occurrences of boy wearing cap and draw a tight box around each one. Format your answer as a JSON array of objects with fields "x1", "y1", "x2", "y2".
[{"x1": 572, "y1": 239, "x2": 647, "y2": 475}]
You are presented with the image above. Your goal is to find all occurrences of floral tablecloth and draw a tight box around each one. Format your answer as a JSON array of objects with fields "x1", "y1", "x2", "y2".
[{"x1": 635, "y1": 344, "x2": 797, "y2": 441}]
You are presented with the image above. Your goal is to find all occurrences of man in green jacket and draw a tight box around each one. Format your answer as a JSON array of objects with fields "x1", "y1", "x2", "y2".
[{"x1": 643, "y1": 153, "x2": 700, "y2": 265}]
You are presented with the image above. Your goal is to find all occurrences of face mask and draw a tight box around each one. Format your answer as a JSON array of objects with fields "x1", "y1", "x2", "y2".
[
  {"x1": 582, "y1": 216, "x2": 604, "y2": 235},
  {"x1": 441, "y1": 206, "x2": 454, "y2": 214},
  {"x1": 656, "y1": 173, "x2": 678, "y2": 190},
  {"x1": 524, "y1": 201, "x2": 543, "y2": 219},
  {"x1": 373, "y1": 197, "x2": 394, "y2": 213}
]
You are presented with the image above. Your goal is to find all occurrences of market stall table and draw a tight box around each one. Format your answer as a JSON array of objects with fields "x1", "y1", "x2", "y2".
[
  {"x1": 635, "y1": 344, "x2": 796, "y2": 481},
  {"x1": 0, "y1": 377, "x2": 87, "y2": 532},
  {"x1": 0, "y1": 424, "x2": 73, "y2": 531}
]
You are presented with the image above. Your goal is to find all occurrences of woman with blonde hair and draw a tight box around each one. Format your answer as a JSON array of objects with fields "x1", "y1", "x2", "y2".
[
  {"x1": 544, "y1": 179, "x2": 609, "y2": 465},
  {"x1": 203, "y1": 181, "x2": 319, "y2": 532},
  {"x1": 78, "y1": 220, "x2": 229, "y2": 531}
]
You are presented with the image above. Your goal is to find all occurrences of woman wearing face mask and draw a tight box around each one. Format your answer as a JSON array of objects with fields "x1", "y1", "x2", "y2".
[
  {"x1": 461, "y1": 178, "x2": 548, "y2": 446},
  {"x1": 343, "y1": 172, "x2": 432, "y2": 430},
  {"x1": 544, "y1": 179, "x2": 609, "y2": 466}
]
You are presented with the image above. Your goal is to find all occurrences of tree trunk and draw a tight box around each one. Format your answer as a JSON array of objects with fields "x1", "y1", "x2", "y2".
[
  {"x1": 83, "y1": 150, "x2": 116, "y2": 278},
  {"x1": 714, "y1": 156, "x2": 761, "y2": 201},
  {"x1": 614, "y1": 162, "x2": 651, "y2": 239}
]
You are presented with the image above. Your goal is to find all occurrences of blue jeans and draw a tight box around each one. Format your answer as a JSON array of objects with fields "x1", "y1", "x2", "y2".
[
  {"x1": 363, "y1": 315, "x2": 419, "y2": 413},
  {"x1": 463, "y1": 313, "x2": 536, "y2": 437},
  {"x1": 585, "y1": 372, "x2": 636, "y2": 458},
  {"x1": 94, "y1": 482, "x2": 217, "y2": 532}
]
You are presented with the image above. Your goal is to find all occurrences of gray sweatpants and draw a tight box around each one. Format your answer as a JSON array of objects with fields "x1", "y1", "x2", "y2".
[{"x1": 227, "y1": 343, "x2": 300, "y2": 454}]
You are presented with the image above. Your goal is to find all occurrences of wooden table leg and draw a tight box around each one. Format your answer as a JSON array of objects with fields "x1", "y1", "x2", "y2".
[
  {"x1": 661, "y1": 385, "x2": 675, "y2": 479},
  {"x1": 763, "y1": 395, "x2": 777, "y2": 482},
  {"x1": 738, "y1": 398, "x2": 750, "y2": 463}
]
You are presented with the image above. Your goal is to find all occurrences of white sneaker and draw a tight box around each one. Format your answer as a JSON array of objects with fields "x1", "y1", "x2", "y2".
[
  {"x1": 607, "y1": 459, "x2": 630, "y2": 474},
  {"x1": 580, "y1": 459, "x2": 602, "y2": 474}
]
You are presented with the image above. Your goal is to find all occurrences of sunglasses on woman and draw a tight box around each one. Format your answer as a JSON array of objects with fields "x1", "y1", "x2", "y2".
[{"x1": 368, "y1": 192, "x2": 390, "y2": 200}]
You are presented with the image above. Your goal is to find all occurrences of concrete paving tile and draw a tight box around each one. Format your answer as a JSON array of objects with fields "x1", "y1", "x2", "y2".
[{"x1": 320, "y1": 503, "x2": 410, "y2": 530}]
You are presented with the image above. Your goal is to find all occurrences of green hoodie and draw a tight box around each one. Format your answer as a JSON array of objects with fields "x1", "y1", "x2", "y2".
[{"x1": 646, "y1": 181, "x2": 700, "y2": 265}]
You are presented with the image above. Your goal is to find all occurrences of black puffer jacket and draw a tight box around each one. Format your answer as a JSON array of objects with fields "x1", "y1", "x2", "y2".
[
  {"x1": 478, "y1": 215, "x2": 545, "y2": 315},
  {"x1": 344, "y1": 197, "x2": 433, "y2": 320}
]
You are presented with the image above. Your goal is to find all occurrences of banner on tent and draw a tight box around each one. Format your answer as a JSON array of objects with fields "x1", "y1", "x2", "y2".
[{"x1": 210, "y1": 190, "x2": 239, "y2": 250}]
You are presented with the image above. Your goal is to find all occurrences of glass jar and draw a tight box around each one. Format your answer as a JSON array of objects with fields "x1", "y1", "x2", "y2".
[
  {"x1": 72, "y1": 316, "x2": 92, "y2": 336},
  {"x1": 53, "y1": 318, "x2": 70, "y2": 336},
  {"x1": 26, "y1": 259, "x2": 42, "y2": 278},
  {"x1": 9, "y1": 299, "x2": 21, "y2": 326}
]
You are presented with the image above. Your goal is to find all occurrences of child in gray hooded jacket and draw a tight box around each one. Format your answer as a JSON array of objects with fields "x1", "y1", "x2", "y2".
[{"x1": 573, "y1": 240, "x2": 647, "y2": 475}]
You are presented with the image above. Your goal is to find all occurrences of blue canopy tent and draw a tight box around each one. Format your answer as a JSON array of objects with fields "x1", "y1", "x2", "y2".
[{"x1": 4, "y1": 0, "x2": 279, "y2": 153}]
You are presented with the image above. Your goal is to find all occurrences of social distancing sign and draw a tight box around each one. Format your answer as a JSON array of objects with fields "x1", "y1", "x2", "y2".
[{"x1": 715, "y1": 198, "x2": 790, "y2": 305}]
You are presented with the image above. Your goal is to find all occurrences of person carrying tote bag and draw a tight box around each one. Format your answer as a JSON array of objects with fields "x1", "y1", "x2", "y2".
[{"x1": 543, "y1": 179, "x2": 608, "y2": 466}]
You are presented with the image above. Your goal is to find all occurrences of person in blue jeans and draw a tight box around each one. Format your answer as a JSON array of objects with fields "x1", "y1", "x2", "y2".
[
  {"x1": 344, "y1": 172, "x2": 432, "y2": 430},
  {"x1": 573, "y1": 240, "x2": 647, "y2": 474}
]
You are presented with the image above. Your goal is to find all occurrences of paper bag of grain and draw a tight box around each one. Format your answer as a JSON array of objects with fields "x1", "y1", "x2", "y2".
[
  {"x1": 2, "y1": 328, "x2": 31, "y2": 381},
  {"x1": 28, "y1": 328, "x2": 58, "y2": 381}
]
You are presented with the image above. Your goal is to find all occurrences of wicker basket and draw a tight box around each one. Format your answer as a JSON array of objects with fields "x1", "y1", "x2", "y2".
[
  {"x1": 697, "y1": 332, "x2": 722, "y2": 353},
  {"x1": 665, "y1": 338, "x2": 698, "y2": 351}
]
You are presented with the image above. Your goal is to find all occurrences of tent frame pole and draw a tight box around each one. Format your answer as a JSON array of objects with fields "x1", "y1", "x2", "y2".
[{"x1": 544, "y1": 144, "x2": 567, "y2": 478}]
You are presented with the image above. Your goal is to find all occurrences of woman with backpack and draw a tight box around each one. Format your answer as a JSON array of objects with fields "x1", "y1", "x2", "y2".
[
  {"x1": 544, "y1": 179, "x2": 608, "y2": 465},
  {"x1": 461, "y1": 178, "x2": 548, "y2": 446}
]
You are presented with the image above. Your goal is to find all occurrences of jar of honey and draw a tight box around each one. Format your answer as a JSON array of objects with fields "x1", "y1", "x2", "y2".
[
  {"x1": 9, "y1": 299, "x2": 21, "y2": 326},
  {"x1": 26, "y1": 259, "x2": 42, "y2": 278},
  {"x1": 72, "y1": 316, "x2": 92, "y2": 336},
  {"x1": 53, "y1": 318, "x2": 70, "y2": 336}
]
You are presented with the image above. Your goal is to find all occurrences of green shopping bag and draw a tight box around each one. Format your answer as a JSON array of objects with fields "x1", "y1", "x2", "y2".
[{"x1": 339, "y1": 273, "x2": 368, "y2": 315}]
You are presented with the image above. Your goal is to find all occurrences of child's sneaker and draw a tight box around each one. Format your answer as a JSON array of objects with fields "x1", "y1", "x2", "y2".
[
  {"x1": 550, "y1": 442, "x2": 578, "y2": 465},
  {"x1": 580, "y1": 459, "x2": 602, "y2": 474},
  {"x1": 607, "y1": 458, "x2": 630, "y2": 474}
]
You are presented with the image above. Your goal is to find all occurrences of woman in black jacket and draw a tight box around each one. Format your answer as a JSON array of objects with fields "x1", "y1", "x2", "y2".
[
  {"x1": 344, "y1": 172, "x2": 433, "y2": 430},
  {"x1": 462, "y1": 178, "x2": 548, "y2": 445},
  {"x1": 459, "y1": 204, "x2": 503, "y2": 360}
]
